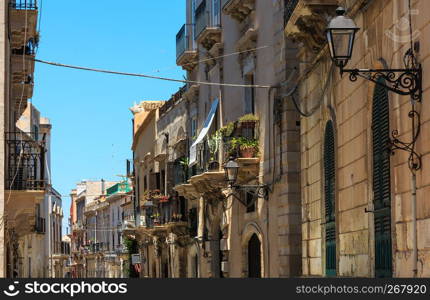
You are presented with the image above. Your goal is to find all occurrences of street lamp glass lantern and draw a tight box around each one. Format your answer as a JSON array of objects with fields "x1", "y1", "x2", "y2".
[
  {"x1": 224, "y1": 158, "x2": 239, "y2": 186},
  {"x1": 326, "y1": 7, "x2": 360, "y2": 68}
]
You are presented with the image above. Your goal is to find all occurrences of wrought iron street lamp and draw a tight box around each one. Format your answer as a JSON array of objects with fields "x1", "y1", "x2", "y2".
[
  {"x1": 223, "y1": 158, "x2": 239, "y2": 186},
  {"x1": 326, "y1": 7, "x2": 423, "y2": 171},
  {"x1": 326, "y1": 7, "x2": 422, "y2": 103},
  {"x1": 326, "y1": 7, "x2": 359, "y2": 68},
  {"x1": 223, "y1": 157, "x2": 270, "y2": 206}
]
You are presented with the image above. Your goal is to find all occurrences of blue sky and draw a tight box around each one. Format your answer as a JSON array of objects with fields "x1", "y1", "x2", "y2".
[{"x1": 32, "y1": 1, "x2": 186, "y2": 234}]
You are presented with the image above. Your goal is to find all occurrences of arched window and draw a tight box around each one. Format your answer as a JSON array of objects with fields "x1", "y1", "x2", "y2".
[
  {"x1": 372, "y1": 78, "x2": 392, "y2": 278},
  {"x1": 248, "y1": 234, "x2": 261, "y2": 278},
  {"x1": 324, "y1": 121, "x2": 336, "y2": 276}
]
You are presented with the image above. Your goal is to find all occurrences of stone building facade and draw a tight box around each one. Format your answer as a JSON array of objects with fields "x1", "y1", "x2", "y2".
[
  {"x1": 126, "y1": 0, "x2": 302, "y2": 278},
  {"x1": 285, "y1": 0, "x2": 430, "y2": 277}
]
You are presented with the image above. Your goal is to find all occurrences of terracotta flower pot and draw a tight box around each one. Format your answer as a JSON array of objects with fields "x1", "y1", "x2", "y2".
[
  {"x1": 240, "y1": 121, "x2": 256, "y2": 129},
  {"x1": 208, "y1": 161, "x2": 220, "y2": 171},
  {"x1": 240, "y1": 147, "x2": 256, "y2": 158}
]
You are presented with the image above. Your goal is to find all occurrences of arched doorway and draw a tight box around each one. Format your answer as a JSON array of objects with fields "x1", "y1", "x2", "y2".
[
  {"x1": 248, "y1": 234, "x2": 261, "y2": 278},
  {"x1": 324, "y1": 121, "x2": 336, "y2": 276},
  {"x1": 372, "y1": 78, "x2": 392, "y2": 278},
  {"x1": 210, "y1": 228, "x2": 223, "y2": 278}
]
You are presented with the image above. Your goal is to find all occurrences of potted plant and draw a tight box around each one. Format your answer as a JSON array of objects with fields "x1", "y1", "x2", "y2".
[
  {"x1": 238, "y1": 114, "x2": 259, "y2": 129},
  {"x1": 159, "y1": 195, "x2": 169, "y2": 203},
  {"x1": 207, "y1": 131, "x2": 222, "y2": 170},
  {"x1": 219, "y1": 122, "x2": 236, "y2": 138},
  {"x1": 231, "y1": 137, "x2": 259, "y2": 158},
  {"x1": 152, "y1": 212, "x2": 160, "y2": 225},
  {"x1": 178, "y1": 157, "x2": 189, "y2": 181}
]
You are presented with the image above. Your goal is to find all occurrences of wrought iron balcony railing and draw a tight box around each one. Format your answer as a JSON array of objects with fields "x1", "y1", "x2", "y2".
[
  {"x1": 11, "y1": 38, "x2": 37, "y2": 56},
  {"x1": 194, "y1": 0, "x2": 221, "y2": 40},
  {"x1": 6, "y1": 132, "x2": 46, "y2": 191},
  {"x1": 176, "y1": 24, "x2": 187, "y2": 59},
  {"x1": 9, "y1": 0, "x2": 38, "y2": 10},
  {"x1": 143, "y1": 197, "x2": 187, "y2": 228},
  {"x1": 35, "y1": 216, "x2": 45, "y2": 233}
]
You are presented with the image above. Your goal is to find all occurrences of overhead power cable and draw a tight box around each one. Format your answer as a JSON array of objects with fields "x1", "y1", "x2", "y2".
[{"x1": 34, "y1": 58, "x2": 272, "y2": 89}]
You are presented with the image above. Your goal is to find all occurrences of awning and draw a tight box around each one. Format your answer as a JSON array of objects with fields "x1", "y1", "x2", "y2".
[{"x1": 189, "y1": 98, "x2": 219, "y2": 166}]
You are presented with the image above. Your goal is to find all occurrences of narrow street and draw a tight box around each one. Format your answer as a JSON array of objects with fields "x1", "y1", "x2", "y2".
[{"x1": 1, "y1": 0, "x2": 430, "y2": 280}]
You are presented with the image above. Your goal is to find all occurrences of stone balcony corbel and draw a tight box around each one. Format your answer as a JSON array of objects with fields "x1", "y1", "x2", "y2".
[
  {"x1": 205, "y1": 42, "x2": 224, "y2": 69},
  {"x1": 177, "y1": 50, "x2": 198, "y2": 72},
  {"x1": 236, "y1": 28, "x2": 257, "y2": 53},
  {"x1": 197, "y1": 28, "x2": 222, "y2": 51},
  {"x1": 223, "y1": 0, "x2": 255, "y2": 23},
  {"x1": 284, "y1": 0, "x2": 338, "y2": 53},
  {"x1": 182, "y1": 84, "x2": 200, "y2": 102}
]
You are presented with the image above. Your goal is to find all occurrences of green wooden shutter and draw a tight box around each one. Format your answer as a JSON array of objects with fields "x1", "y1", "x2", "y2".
[
  {"x1": 372, "y1": 78, "x2": 392, "y2": 278},
  {"x1": 324, "y1": 121, "x2": 336, "y2": 276}
]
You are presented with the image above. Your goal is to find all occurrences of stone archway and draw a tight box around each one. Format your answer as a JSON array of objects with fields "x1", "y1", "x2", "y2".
[{"x1": 241, "y1": 222, "x2": 264, "y2": 278}]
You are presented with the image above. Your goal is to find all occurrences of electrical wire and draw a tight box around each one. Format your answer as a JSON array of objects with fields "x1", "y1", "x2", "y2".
[
  {"x1": 289, "y1": 63, "x2": 335, "y2": 117},
  {"x1": 149, "y1": 45, "x2": 270, "y2": 74},
  {"x1": 34, "y1": 58, "x2": 272, "y2": 89}
]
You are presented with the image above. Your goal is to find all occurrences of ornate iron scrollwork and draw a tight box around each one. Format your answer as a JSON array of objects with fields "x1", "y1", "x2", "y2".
[
  {"x1": 341, "y1": 48, "x2": 423, "y2": 172},
  {"x1": 343, "y1": 49, "x2": 422, "y2": 102},
  {"x1": 387, "y1": 110, "x2": 422, "y2": 171}
]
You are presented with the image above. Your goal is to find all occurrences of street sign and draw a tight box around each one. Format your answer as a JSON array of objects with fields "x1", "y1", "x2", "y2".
[{"x1": 131, "y1": 254, "x2": 141, "y2": 265}]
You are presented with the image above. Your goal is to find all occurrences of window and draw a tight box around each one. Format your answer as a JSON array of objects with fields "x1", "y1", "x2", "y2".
[
  {"x1": 244, "y1": 74, "x2": 255, "y2": 115},
  {"x1": 245, "y1": 190, "x2": 256, "y2": 213},
  {"x1": 324, "y1": 120, "x2": 336, "y2": 276},
  {"x1": 188, "y1": 208, "x2": 198, "y2": 237},
  {"x1": 212, "y1": 0, "x2": 220, "y2": 26},
  {"x1": 191, "y1": 118, "x2": 197, "y2": 139},
  {"x1": 372, "y1": 78, "x2": 392, "y2": 278},
  {"x1": 156, "y1": 173, "x2": 161, "y2": 190},
  {"x1": 33, "y1": 125, "x2": 39, "y2": 141},
  {"x1": 161, "y1": 170, "x2": 166, "y2": 194},
  {"x1": 192, "y1": 254, "x2": 199, "y2": 278},
  {"x1": 143, "y1": 175, "x2": 147, "y2": 191}
]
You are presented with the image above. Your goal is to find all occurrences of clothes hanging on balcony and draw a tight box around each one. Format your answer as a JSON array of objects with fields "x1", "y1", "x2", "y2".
[{"x1": 189, "y1": 98, "x2": 219, "y2": 166}]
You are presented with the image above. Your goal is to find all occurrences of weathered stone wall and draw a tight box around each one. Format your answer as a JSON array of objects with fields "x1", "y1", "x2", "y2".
[{"x1": 299, "y1": 0, "x2": 430, "y2": 277}]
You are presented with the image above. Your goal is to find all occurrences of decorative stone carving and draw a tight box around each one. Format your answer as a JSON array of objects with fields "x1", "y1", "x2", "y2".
[
  {"x1": 197, "y1": 28, "x2": 222, "y2": 51},
  {"x1": 177, "y1": 50, "x2": 199, "y2": 71},
  {"x1": 205, "y1": 43, "x2": 224, "y2": 70},
  {"x1": 223, "y1": 0, "x2": 255, "y2": 23},
  {"x1": 182, "y1": 84, "x2": 200, "y2": 102},
  {"x1": 284, "y1": 0, "x2": 338, "y2": 52}
]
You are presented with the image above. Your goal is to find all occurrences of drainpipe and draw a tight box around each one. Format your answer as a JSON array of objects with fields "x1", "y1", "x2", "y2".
[{"x1": 411, "y1": 173, "x2": 418, "y2": 277}]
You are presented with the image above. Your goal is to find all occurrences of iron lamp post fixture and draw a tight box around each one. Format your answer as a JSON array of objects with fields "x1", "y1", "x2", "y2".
[
  {"x1": 223, "y1": 157, "x2": 269, "y2": 207},
  {"x1": 326, "y1": 7, "x2": 423, "y2": 171},
  {"x1": 327, "y1": 7, "x2": 423, "y2": 102}
]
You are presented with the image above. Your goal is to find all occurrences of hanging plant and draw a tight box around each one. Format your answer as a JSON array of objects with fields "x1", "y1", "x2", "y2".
[
  {"x1": 207, "y1": 131, "x2": 222, "y2": 161},
  {"x1": 219, "y1": 122, "x2": 236, "y2": 137}
]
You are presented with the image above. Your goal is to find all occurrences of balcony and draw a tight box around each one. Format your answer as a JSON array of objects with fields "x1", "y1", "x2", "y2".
[
  {"x1": 12, "y1": 80, "x2": 34, "y2": 117},
  {"x1": 195, "y1": 0, "x2": 222, "y2": 51},
  {"x1": 34, "y1": 217, "x2": 45, "y2": 234},
  {"x1": 106, "y1": 181, "x2": 132, "y2": 202},
  {"x1": 222, "y1": 0, "x2": 255, "y2": 22},
  {"x1": 9, "y1": 1, "x2": 38, "y2": 50},
  {"x1": 141, "y1": 194, "x2": 188, "y2": 235},
  {"x1": 284, "y1": 0, "x2": 338, "y2": 52},
  {"x1": 11, "y1": 40, "x2": 36, "y2": 84},
  {"x1": 176, "y1": 24, "x2": 198, "y2": 71},
  {"x1": 6, "y1": 132, "x2": 46, "y2": 192},
  {"x1": 72, "y1": 220, "x2": 85, "y2": 232}
]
